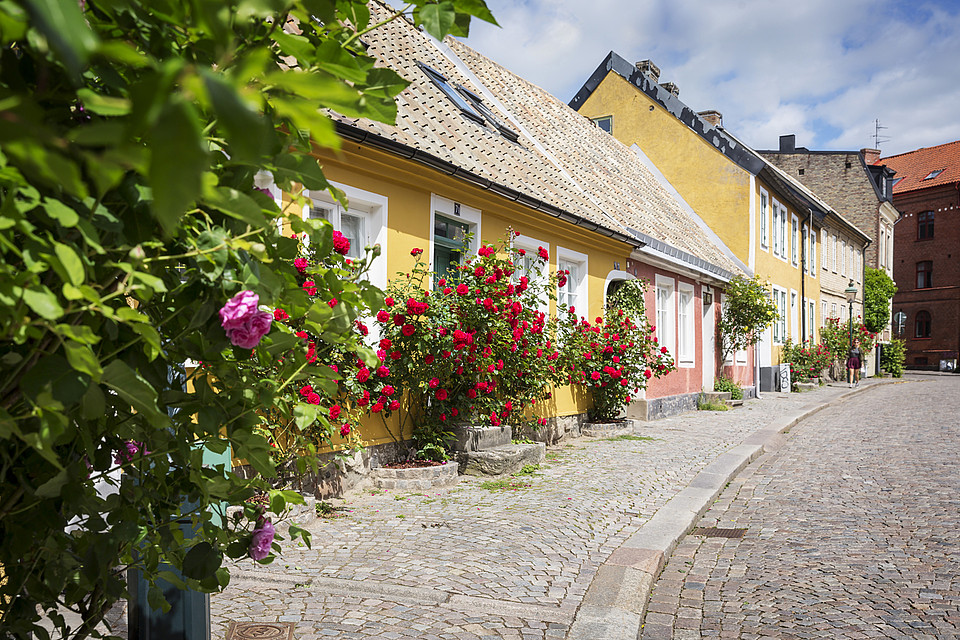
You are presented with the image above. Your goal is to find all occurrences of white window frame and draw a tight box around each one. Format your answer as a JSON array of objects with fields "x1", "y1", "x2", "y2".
[
  {"x1": 821, "y1": 228, "x2": 828, "y2": 271},
  {"x1": 759, "y1": 189, "x2": 769, "y2": 250},
  {"x1": 810, "y1": 228, "x2": 816, "y2": 278},
  {"x1": 430, "y1": 194, "x2": 481, "y2": 287},
  {"x1": 513, "y1": 234, "x2": 551, "y2": 315},
  {"x1": 655, "y1": 275, "x2": 676, "y2": 358},
  {"x1": 879, "y1": 228, "x2": 886, "y2": 268},
  {"x1": 808, "y1": 301, "x2": 815, "y2": 343},
  {"x1": 677, "y1": 282, "x2": 695, "y2": 368},
  {"x1": 831, "y1": 302, "x2": 838, "y2": 319},
  {"x1": 790, "y1": 290, "x2": 798, "y2": 341},
  {"x1": 841, "y1": 239, "x2": 846, "y2": 276},
  {"x1": 306, "y1": 182, "x2": 389, "y2": 291},
  {"x1": 791, "y1": 214, "x2": 799, "y2": 266},
  {"x1": 832, "y1": 234, "x2": 838, "y2": 272},
  {"x1": 821, "y1": 301, "x2": 828, "y2": 326},
  {"x1": 557, "y1": 246, "x2": 588, "y2": 319},
  {"x1": 771, "y1": 286, "x2": 787, "y2": 345}
]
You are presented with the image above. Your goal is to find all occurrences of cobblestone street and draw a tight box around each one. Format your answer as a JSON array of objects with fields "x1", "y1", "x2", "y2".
[
  {"x1": 641, "y1": 375, "x2": 960, "y2": 640},
  {"x1": 211, "y1": 381, "x2": 873, "y2": 639}
]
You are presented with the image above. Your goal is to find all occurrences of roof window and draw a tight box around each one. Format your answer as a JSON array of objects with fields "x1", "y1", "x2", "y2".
[
  {"x1": 923, "y1": 169, "x2": 944, "y2": 180},
  {"x1": 418, "y1": 62, "x2": 519, "y2": 142}
]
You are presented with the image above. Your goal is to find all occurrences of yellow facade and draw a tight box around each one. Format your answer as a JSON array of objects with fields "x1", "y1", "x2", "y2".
[
  {"x1": 305, "y1": 143, "x2": 632, "y2": 448},
  {"x1": 577, "y1": 73, "x2": 822, "y2": 364}
]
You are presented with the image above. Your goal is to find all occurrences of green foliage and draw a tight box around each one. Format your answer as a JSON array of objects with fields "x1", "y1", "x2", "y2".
[
  {"x1": 697, "y1": 397, "x2": 729, "y2": 411},
  {"x1": 863, "y1": 268, "x2": 897, "y2": 334},
  {"x1": 0, "y1": 1, "x2": 494, "y2": 637},
  {"x1": 714, "y1": 376, "x2": 743, "y2": 400},
  {"x1": 717, "y1": 275, "x2": 779, "y2": 369},
  {"x1": 819, "y1": 317, "x2": 878, "y2": 367},
  {"x1": 881, "y1": 339, "x2": 906, "y2": 378}
]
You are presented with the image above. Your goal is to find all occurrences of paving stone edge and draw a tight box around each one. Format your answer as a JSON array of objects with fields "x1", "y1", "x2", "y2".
[{"x1": 564, "y1": 382, "x2": 893, "y2": 640}]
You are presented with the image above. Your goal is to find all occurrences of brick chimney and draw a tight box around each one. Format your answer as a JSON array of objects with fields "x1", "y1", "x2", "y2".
[
  {"x1": 661, "y1": 82, "x2": 680, "y2": 97},
  {"x1": 779, "y1": 134, "x2": 796, "y2": 153},
  {"x1": 698, "y1": 110, "x2": 723, "y2": 127},
  {"x1": 635, "y1": 59, "x2": 660, "y2": 82},
  {"x1": 861, "y1": 148, "x2": 881, "y2": 165}
]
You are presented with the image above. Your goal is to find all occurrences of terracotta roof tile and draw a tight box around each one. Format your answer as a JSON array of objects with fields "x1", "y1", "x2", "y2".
[{"x1": 879, "y1": 139, "x2": 960, "y2": 194}]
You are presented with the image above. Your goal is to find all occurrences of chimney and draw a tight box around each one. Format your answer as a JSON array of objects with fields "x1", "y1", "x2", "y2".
[
  {"x1": 635, "y1": 59, "x2": 660, "y2": 82},
  {"x1": 698, "y1": 110, "x2": 723, "y2": 127},
  {"x1": 661, "y1": 82, "x2": 680, "y2": 97},
  {"x1": 861, "y1": 148, "x2": 881, "y2": 165},
  {"x1": 779, "y1": 134, "x2": 796, "y2": 153}
]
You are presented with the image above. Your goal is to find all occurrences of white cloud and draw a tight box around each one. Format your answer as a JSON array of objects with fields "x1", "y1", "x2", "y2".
[{"x1": 463, "y1": 0, "x2": 960, "y2": 156}]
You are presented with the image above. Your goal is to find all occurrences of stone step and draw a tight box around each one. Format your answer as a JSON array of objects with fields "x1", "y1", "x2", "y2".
[
  {"x1": 581, "y1": 419, "x2": 635, "y2": 438},
  {"x1": 457, "y1": 443, "x2": 545, "y2": 476},
  {"x1": 372, "y1": 461, "x2": 460, "y2": 491},
  {"x1": 451, "y1": 424, "x2": 513, "y2": 452}
]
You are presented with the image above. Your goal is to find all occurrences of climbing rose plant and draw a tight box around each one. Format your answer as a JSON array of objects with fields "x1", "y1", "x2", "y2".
[
  {"x1": 366, "y1": 234, "x2": 567, "y2": 453},
  {"x1": 0, "y1": 1, "x2": 495, "y2": 638}
]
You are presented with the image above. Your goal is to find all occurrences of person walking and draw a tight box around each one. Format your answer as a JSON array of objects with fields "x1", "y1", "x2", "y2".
[{"x1": 846, "y1": 346, "x2": 863, "y2": 387}]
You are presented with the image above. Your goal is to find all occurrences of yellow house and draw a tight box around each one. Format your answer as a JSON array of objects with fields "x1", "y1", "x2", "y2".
[
  {"x1": 570, "y1": 53, "x2": 869, "y2": 384},
  {"x1": 253, "y1": 9, "x2": 750, "y2": 490}
]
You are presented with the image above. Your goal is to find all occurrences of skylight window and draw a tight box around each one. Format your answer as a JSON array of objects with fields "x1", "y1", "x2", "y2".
[
  {"x1": 455, "y1": 85, "x2": 520, "y2": 142},
  {"x1": 891, "y1": 177, "x2": 904, "y2": 188},
  {"x1": 923, "y1": 169, "x2": 944, "y2": 180},
  {"x1": 419, "y1": 63, "x2": 485, "y2": 125}
]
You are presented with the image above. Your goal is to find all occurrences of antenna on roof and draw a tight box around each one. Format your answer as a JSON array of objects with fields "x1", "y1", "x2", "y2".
[{"x1": 872, "y1": 118, "x2": 890, "y2": 148}]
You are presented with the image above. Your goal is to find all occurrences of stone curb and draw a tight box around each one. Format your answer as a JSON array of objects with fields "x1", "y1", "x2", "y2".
[{"x1": 565, "y1": 380, "x2": 895, "y2": 640}]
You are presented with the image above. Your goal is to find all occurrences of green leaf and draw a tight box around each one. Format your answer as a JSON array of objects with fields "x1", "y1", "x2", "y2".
[
  {"x1": 53, "y1": 242, "x2": 84, "y2": 286},
  {"x1": 202, "y1": 187, "x2": 265, "y2": 228},
  {"x1": 64, "y1": 341, "x2": 102, "y2": 382},
  {"x1": 35, "y1": 468, "x2": 70, "y2": 498},
  {"x1": 292, "y1": 403, "x2": 318, "y2": 430},
  {"x1": 23, "y1": 0, "x2": 98, "y2": 78},
  {"x1": 200, "y1": 70, "x2": 268, "y2": 162},
  {"x1": 149, "y1": 98, "x2": 206, "y2": 237},
  {"x1": 132, "y1": 322, "x2": 163, "y2": 362},
  {"x1": 268, "y1": 491, "x2": 285, "y2": 514},
  {"x1": 147, "y1": 583, "x2": 171, "y2": 613},
  {"x1": 182, "y1": 542, "x2": 222, "y2": 580},
  {"x1": 274, "y1": 153, "x2": 332, "y2": 191},
  {"x1": 80, "y1": 383, "x2": 105, "y2": 420},
  {"x1": 21, "y1": 355, "x2": 88, "y2": 409},
  {"x1": 76, "y1": 88, "x2": 131, "y2": 116},
  {"x1": 43, "y1": 199, "x2": 79, "y2": 227},
  {"x1": 22, "y1": 286, "x2": 64, "y2": 320},
  {"x1": 101, "y1": 360, "x2": 167, "y2": 428},
  {"x1": 416, "y1": 2, "x2": 457, "y2": 40}
]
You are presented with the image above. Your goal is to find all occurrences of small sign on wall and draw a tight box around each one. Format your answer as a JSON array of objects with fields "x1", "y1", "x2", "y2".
[{"x1": 779, "y1": 363, "x2": 792, "y2": 393}]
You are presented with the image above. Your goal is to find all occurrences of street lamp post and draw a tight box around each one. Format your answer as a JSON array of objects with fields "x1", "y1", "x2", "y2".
[{"x1": 844, "y1": 280, "x2": 858, "y2": 352}]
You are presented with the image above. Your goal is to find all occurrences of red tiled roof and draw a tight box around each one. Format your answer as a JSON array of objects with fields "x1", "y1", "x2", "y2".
[{"x1": 879, "y1": 139, "x2": 960, "y2": 194}]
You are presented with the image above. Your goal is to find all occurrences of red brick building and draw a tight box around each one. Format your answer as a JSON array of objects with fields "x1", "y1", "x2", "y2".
[{"x1": 880, "y1": 140, "x2": 960, "y2": 371}]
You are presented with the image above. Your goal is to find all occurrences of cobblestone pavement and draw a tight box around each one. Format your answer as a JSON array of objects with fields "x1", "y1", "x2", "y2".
[
  {"x1": 641, "y1": 375, "x2": 960, "y2": 640},
  {"x1": 210, "y1": 383, "x2": 863, "y2": 640}
]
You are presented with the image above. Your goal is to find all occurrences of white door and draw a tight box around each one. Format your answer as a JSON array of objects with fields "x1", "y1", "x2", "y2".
[{"x1": 702, "y1": 290, "x2": 715, "y2": 390}]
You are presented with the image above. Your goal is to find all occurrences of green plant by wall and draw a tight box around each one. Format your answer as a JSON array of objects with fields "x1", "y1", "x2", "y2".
[
  {"x1": 881, "y1": 339, "x2": 906, "y2": 378},
  {"x1": 714, "y1": 376, "x2": 743, "y2": 400},
  {"x1": 864, "y1": 268, "x2": 898, "y2": 334},
  {"x1": 717, "y1": 275, "x2": 779, "y2": 373},
  {"x1": 781, "y1": 339, "x2": 832, "y2": 385}
]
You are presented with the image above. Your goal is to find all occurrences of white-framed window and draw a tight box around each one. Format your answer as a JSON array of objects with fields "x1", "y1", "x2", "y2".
[
  {"x1": 821, "y1": 228, "x2": 828, "y2": 271},
  {"x1": 790, "y1": 290, "x2": 798, "y2": 341},
  {"x1": 831, "y1": 302, "x2": 838, "y2": 319},
  {"x1": 791, "y1": 215, "x2": 799, "y2": 266},
  {"x1": 832, "y1": 234, "x2": 838, "y2": 272},
  {"x1": 851, "y1": 244, "x2": 857, "y2": 281},
  {"x1": 810, "y1": 228, "x2": 816, "y2": 278},
  {"x1": 808, "y1": 301, "x2": 815, "y2": 342},
  {"x1": 879, "y1": 228, "x2": 886, "y2": 268},
  {"x1": 557, "y1": 247, "x2": 588, "y2": 318},
  {"x1": 778, "y1": 203, "x2": 788, "y2": 260},
  {"x1": 306, "y1": 183, "x2": 388, "y2": 290},
  {"x1": 771, "y1": 286, "x2": 787, "y2": 344},
  {"x1": 841, "y1": 239, "x2": 846, "y2": 276},
  {"x1": 771, "y1": 199, "x2": 781, "y2": 257},
  {"x1": 513, "y1": 234, "x2": 550, "y2": 315},
  {"x1": 840, "y1": 304, "x2": 846, "y2": 323},
  {"x1": 802, "y1": 223, "x2": 810, "y2": 272},
  {"x1": 431, "y1": 195, "x2": 481, "y2": 285},
  {"x1": 760, "y1": 189, "x2": 769, "y2": 250},
  {"x1": 822, "y1": 301, "x2": 828, "y2": 326},
  {"x1": 677, "y1": 282, "x2": 695, "y2": 368},
  {"x1": 655, "y1": 275, "x2": 676, "y2": 357},
  {"x1": 885, "y1": 225, "x2": 893, "y2": 269}
]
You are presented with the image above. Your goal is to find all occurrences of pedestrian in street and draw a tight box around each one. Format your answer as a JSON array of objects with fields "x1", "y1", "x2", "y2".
[{"x1": 846, "y1": 345, "x2": 862, "y2": 387}]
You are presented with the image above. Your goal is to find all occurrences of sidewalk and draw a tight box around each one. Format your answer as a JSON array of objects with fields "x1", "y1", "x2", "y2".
[{"x1": 211, "y1": 380, "x2": 891, "y2": 639}]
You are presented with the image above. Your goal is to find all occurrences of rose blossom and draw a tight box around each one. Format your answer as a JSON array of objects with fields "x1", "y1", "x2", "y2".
[
  {"x1": 273, "y1": 308, "x2": 289, "y2": 321},
  {"x1": 340, "y1": 424, "x2": 351, "y2": 437},
  {"x1": 248, "y1": 517, "x2": 275, "y2": 561},
  {"x1": 219, "y1": 290, "x2": 273, "y2": 349},
  {"x1": 332, "y1": 230, "x2": 350, "y2": 255},
  {"x1": 294, "y1": 257, "x2": 308, "y2": 274}
]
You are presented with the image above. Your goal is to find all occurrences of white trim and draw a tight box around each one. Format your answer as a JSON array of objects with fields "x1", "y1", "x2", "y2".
[
  {"x1": 430, "y1": 194, "x2": 481, "y2": 288},
  {"x1": 677, "y1": 281, "x2": 695, "y2": 368},
  {"x1": 557, "y1": 246, "x2": 589, "y2": 318},
  {"x1": 512, "y1": 233, "x2": 551, "y2": 315},
  {"x1": 748, "y1": 175, "x2": 756, "y2": 270},
  {"x1": 655, "y1": 274, "x2": 676, "y2": 358},
  {"x1": 790, "y1": 289, "x2": 798, "y2": 342},
  {"x1": 791, "y1": 214, "x2": 799, "y2": 267},
  {"x1": 759, "y1": 187, "x2": 769, "y2": 252}
]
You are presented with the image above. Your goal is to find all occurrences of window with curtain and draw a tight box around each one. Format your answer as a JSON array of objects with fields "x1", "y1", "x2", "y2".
[
  {"x1": 915, "y1": 310, "x2": 931, "y2": 338},
  {"x1": 916, "y1": 261, "x2": 933, "y2": 289}
]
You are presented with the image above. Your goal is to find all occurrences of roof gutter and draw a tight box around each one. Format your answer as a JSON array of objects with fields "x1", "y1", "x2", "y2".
[{"x1": 335, "y1": 121, "x2": 646, "y2": 249}]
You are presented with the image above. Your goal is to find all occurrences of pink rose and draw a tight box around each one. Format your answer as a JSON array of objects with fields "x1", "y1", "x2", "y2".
[
  {"x1": 219, "y1": 290, "x2": 273, "y2": 349},
  {"x1": 248, "y1": 518, "x2": 275, "y2": 561},
  {"x1": 294, "y1": 257, "x2": 308, "y2": 274},
  {"x1": 332, "y1": 230, "x2": 350, "y2": 255}
]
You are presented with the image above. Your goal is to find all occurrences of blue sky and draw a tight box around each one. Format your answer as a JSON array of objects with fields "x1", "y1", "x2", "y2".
[{"x1": 461, "y1": 0, "x2": 960, "y2": 157}]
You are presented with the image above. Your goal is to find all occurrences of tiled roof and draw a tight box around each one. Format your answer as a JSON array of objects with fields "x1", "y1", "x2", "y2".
[
  {"x1": 331, "y1": 2, "x2": 741, "y2": 279},
  {"x1": 880, "y1": 139, "x2": 960, "y2": 194}
]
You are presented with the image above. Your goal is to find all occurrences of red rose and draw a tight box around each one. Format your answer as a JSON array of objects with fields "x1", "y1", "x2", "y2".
[
  {"x1": 328, "y1": 298, "x2": 338, "y2": 307},
  {"x1": 357, "y1": 368, "x2": 370, "y2": 382},
  {"x1": 425, "y1": 354, "x2": 435, "y2": 364},
  {"x1": 410, "y1": 247, "x2": 423, "y2": 256},
  {"x1": 456, "y1": 283, "x2": 469, "y2": 296},
  {"x1": 332, "y1": 230, "x2": 350, "y2": 255},
  {"x1": 307, "y1": 392, "x2": 321, "y2": 405},
  {"x1": 340, "y1": 424, "x2": 351, "y2": 437},
  {"x1": 537, "y1": 246, "x2": 548, "y2": 260},
  {"x1": 302, "y1": 280, "x2": 317, "y2": 296},
  {"x1": 299, "y1": 384, "x2": 313, "y2": 396},
  {"x1": 273, "y1": 308, "x2": 289, "y2": 321},
  {"x1": 435, "y1": 388, "x2": 448, "y2": 401},
  {"x1": 382, "y1": 385, "x2": 395, "y2": 396},
  {"x1": 329, "y1": 405, "x2": 342, "y2": 420},
  {"x1": 401, "y1": 324, "x2": 416, "y2": 337},
  {"x1": 644, "y1": 368, "x2": 653, "y2": 379},
  {"x1": 376, "y1": 366, "x2": 390, "y2": 378},
  {"x1": 371, "y1": 402, "x2": 383, "y2": 413},
  {"x1": 389, "y1": 400, "x2": 400, "y2": 411}
]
